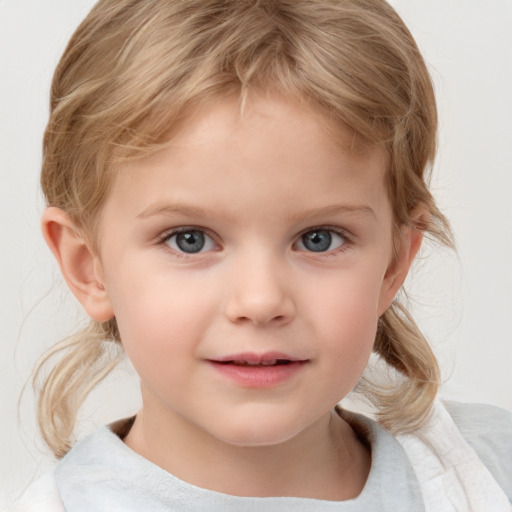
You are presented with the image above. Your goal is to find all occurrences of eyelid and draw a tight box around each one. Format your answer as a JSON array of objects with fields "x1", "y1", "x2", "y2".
[
  {"x1": 296, "y1": 225, "x2": 352, "y2": 241},
  {"x1": 293, "y1": 226, "x2": 352, "y2": 253},
  {"x1": 157, "y1": 226, "x2": 221, "y2": 254},
  {"x1": 158, "y1": 225, "x2": 216, "y2": 240},
  {"x1": 155, "y1": 225, "x2": 352, "y2": 256}
]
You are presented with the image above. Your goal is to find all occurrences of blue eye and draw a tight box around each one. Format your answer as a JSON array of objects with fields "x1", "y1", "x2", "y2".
[
  {"x1": 165, "y1": 229, "x2": 216, "y2": 254},
  {"x1": 297, "y1": 229, "x2": 346, "y2": 253}
]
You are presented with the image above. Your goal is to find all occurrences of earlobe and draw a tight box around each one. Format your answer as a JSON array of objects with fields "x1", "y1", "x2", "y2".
[
  {"x1": 41, "y1": 207, "x2": 114, "y2": 322},
  {"x1": 377, "y1": 218, "x2": 425, "y2": 316}
]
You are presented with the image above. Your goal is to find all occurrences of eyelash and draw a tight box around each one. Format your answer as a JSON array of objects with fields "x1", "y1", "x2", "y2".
[
  {"x1": 294, "y1": 226, "x2": 352, "y2": 256},
  {"x1": 157, "y1": 226, "x2": 219, "y2": 258},
  {"x1": 156, "y1": 225, "x2": 353, "y2": 258}
]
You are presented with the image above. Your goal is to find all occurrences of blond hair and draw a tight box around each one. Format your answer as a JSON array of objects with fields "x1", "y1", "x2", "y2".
[{"x1": 37, "y1": 0, "x2": 453, "y2": 458}]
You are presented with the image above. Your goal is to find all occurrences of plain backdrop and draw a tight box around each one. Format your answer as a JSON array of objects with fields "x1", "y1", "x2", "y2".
[{"x1": 1, "y1": 0, "x2": 511, "y2": 501}]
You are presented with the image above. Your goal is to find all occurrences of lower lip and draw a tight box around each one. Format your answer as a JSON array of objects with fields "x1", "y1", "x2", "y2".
[{"x1": 208, "y1": 361, "x2": 306, "y2": 388}]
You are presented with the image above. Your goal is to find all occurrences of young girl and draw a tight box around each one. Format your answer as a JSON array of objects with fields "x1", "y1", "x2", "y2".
[{"x1": 11, "y1": 0, "x2": 512, "y2": 510}]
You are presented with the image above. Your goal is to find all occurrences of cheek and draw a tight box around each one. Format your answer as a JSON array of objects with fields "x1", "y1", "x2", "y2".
[
  {"x1": 111, "y1": 290, "x2": 195, "y2": 396},
  {"x1": 321, "y1": 305, "x2": 378, "y2": 398},
  {"x1": 107, "y1": 268, "x2": 216, "y2": 365},
  {"x1": 309, "y1": 272, "x2": 383, "y2": 373},
  {"x1": 324, "y1": 298, "x2": 378, "y2": 365},
  {"x1": 315, "y1": 270, "x2": 383, "y2": 330}
]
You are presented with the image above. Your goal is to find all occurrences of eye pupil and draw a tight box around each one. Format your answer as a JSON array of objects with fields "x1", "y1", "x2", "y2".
[
  {"x1": 302, "y1": 230, "x2": 332, "y2": 252},
  {"x1": 176, "y1": 231, "x2": 205, "y2": 253}
]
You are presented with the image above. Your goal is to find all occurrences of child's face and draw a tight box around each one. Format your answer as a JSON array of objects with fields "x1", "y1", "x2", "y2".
[{"x1": 94, "y1": 94, "x2": 410, "y2": 447}]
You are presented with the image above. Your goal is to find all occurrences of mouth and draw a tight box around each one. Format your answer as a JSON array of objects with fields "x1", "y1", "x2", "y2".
[
  {"x1": 216, "y1": 359, "x2": 297, "y2": 367},
  {"x1": 210, "y1": 352, "x2": 307, "y2": 366},
  {"x1": 207, "y1": 353, "x2": 308, "y2": 388}
]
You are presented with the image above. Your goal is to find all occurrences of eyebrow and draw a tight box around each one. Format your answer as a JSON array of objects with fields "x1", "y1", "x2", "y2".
[
  {"x1": 293, "y1": 203, "x2": 376, "y2": 221},
  {"x1": 137, "y1": 203, "x2": 226, "y2": 220},
  {"x1": 137, "y1": 202, "x2": 376, "y2": 221}
]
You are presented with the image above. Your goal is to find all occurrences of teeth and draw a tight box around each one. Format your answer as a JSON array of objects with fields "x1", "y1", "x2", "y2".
[{"x1": 232, "y1": 359, "x2": 279, "y2": 366}]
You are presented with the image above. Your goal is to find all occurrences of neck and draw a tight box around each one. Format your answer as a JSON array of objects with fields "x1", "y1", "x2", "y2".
[{"x1": 123, "y1": 402, "x2": 370, "y2": 501}]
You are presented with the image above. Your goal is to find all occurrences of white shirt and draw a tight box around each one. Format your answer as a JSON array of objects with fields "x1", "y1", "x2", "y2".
[{"x1": 7, "y1": 401, "x2": 512, "y2": 511}]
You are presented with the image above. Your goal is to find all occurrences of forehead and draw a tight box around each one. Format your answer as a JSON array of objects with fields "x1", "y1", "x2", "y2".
[
  {"x1": 164, "y1": 93, "x2": 381, "y2": 161},
  {"x1": 105, "y1": 94, "x2": 390, "y2": 224}
]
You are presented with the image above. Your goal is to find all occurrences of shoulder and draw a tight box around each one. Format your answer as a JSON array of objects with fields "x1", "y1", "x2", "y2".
[
  {"x1": 445, "y1": 400, "x2": 512, "y2": 445},
  {"x1": 5, "y1": 471, "x2": 65, "y2": 512},
  {"x1": 445, "y1": 400, "x2": 512, "y2": 499}
]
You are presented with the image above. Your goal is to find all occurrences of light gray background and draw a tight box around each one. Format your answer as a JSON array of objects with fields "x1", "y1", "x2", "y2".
[{"x1": 1, "y1": 0, "x2": 511, "y2": 501}]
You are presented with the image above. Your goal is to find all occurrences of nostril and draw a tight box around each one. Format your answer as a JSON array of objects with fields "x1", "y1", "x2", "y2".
[{"x1": 224, "y1": 293, "x2": 295, "y2": 326}]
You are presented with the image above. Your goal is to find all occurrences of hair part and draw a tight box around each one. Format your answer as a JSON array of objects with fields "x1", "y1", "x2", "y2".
[{"x1": 37, "y1": 0, "x2": 453, "y2": 457}]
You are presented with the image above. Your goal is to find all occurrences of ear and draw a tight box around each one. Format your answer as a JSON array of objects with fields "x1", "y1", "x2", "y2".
[
  {"x1": 377, "y1": 212, "x2": 425, "y2": 316},
  {"x1": 41, "y1": 207, "x2": 114, "y2": 322}
]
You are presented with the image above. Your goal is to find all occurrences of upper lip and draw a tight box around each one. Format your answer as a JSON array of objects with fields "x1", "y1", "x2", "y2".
[{"x1": 209, "y1": 352, "x2": 307, "y2": 365}]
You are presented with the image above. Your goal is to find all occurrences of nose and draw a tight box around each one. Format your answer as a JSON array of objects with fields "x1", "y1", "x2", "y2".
[{"x1": 224, "y1": 253, "x2": 296, "y2": 327}]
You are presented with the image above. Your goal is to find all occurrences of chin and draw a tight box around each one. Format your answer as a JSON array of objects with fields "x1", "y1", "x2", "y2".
[{"x1": 209, "y1": 416, "x2": 311, "y2": 449}]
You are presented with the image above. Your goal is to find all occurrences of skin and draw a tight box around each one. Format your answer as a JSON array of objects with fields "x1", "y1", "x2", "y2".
[{"x1": 42, "y1": 94, "x2": 423, "y2": 500}]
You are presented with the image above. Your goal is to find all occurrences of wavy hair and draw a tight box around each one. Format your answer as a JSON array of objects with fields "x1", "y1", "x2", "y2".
[{"x1": 37, "y1": 0, "x2": 453, "y2": 457}]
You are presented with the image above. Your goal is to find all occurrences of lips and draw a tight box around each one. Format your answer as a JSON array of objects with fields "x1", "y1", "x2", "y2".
[
  {"x1": 221, "y1": 359, "x2": 292, "y2": 367},
  {"x1": 211, "y1": 352, "x2": 305, "y2": 367},
  {"x1": 207, "y1": 352, "x2": 308, "y2": 388}
]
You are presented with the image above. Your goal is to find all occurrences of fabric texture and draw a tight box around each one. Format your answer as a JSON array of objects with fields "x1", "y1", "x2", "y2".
[
  {"x1": 396, "y1": 401, "x2": 511, "y2": 511},
  {"x1": 8, "y1": 401, "x2": 512, "y2": 512}
]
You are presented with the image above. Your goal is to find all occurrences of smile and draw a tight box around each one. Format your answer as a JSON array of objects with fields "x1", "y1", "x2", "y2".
[
  {"x1": 220, "y1": 359, "x2": 294, "y2": 367},
  {"x1": 208, "y1": 352, "x2": 308, "y2": 388}
]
